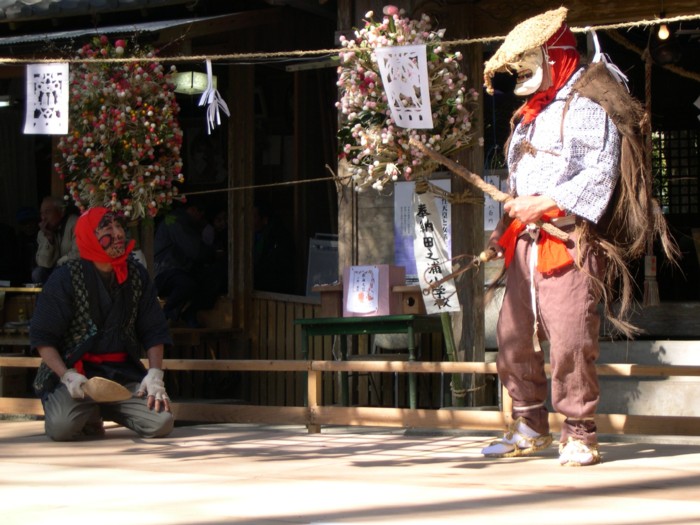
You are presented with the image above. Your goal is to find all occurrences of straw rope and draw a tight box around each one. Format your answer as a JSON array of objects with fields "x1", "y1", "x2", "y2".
[
  {"x1": 5, "y1": 12, "x2": 696, "y2": 199},
  {"x1": 0, "y1": 13, "x2": 698, "y2": 65}
]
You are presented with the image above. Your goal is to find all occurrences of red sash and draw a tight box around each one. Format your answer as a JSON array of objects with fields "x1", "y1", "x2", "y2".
[
  {"x1": 74, "y1": 352, "x2": 128, "y2": 375},
  {"x1": 498, "y1": 210, "x2": 573, "y2": 274}
]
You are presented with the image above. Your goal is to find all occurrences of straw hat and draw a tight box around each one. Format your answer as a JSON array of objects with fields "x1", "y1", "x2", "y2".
[{"x1": 483, "y1": 6, "x2": 568, "y2": 94}]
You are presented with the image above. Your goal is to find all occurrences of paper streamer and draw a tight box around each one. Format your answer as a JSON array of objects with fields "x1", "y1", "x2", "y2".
[{"x1": 198, "y1": 59, "x2": 230, "y2": 134}]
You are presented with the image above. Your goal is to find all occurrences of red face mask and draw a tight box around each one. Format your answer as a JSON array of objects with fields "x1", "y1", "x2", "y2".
[{"x1": 75, "y1": 207, "x2": 135, "y2": 284}]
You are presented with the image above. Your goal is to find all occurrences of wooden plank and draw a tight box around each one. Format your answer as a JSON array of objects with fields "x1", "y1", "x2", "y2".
[
  {"x1": 593, "y1": 413, "x2": 700, "y2": 437},
  {"x1": 248, "y1": 297, "x2": 260, "y2": 403},
  {"x1": 311, "y1": 406, "x2": 510, "y2": 430},
  {"x1": 260, "y1": 299, "x2": 272, "y2": 403},
  {"x1": 1, "y1": 357, "x2": 698, "y2": 378},
  {"x1": 284, "y1": 301, "x2": 294, "y2": 405},
  {"x1": 311, "y1": 406, "x2": 700, "y2": 437},
  {"x1": 276, "y1": 299, "x2": 287, "y2": 406},
  {"x1": 2, "y1": 396, "x2": 699, "y2": 438},
  {"x1": 171, "y1": 403, "x2": 307, "y2": 425},
  {"x1": 0, "y1": 357, "x2": 41, "y2": 367},
  {"x1": 0, "y1": 397, "x2": 43, "y2": 415}
]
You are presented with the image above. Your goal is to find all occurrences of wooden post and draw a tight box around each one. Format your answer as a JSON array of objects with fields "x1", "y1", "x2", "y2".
[{"x1": 307, "y1": 369, "x2": 322, "y2": 433}]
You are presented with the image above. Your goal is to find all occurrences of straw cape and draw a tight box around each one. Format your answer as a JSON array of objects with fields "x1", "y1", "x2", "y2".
[{"x1": 484, "y1": 6, "x2": 568, "y2": 94}]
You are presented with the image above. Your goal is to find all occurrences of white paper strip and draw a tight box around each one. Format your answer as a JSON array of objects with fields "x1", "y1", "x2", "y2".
[
  {"x1": 198, "y1": 59, "x2": 230, "y2": 134},
  {"x1": 413, "y1": 191, "x2": 460, "y2": 313},
  {"x1": 345, "y1": 265, "x2": 379, "y2": 314},
  {"x1": 376, "y1": 44, "x2": 433, "y2": 129},
  {"x1": 24, "y1": 63, "x2": 69, "y2": 135}
]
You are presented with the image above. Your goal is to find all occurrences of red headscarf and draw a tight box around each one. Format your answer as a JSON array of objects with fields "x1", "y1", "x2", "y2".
[
  {"x1": 75, "y1": 207, "x2": 135, "y2": 284},
  {"x1": 518, "y1": 24, "x2": 580, "y2": 125}
]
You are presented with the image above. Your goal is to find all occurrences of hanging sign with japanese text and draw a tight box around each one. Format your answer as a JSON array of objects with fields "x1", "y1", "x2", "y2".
[{"x1": 413, "y1": 190, "x2": 460, "y2": 313}]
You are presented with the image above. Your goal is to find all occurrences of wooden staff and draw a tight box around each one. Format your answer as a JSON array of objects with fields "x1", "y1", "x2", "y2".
[{"x1": 410, "y1": 139, "x2": 569, "y2": 246}]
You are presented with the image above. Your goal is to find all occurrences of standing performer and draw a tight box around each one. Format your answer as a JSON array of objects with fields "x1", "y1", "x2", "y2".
[
  {"x1": 31, "y1": 207, "x2": 174, "y2": 441},
  {"x1": 480, "y1": 8, "x2": 676, "y2": 466}
]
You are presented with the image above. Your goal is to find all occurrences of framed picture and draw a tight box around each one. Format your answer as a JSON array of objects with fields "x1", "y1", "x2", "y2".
[{"x1": 182, "y1": 119, "x2": 227, "y2": 186}]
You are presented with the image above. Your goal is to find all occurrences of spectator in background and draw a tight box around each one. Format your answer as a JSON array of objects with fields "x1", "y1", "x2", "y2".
[
  {"x1": 201, "y1": 203, "x2": 229, "y2": 296},
  {"x1": 0, "y1": 220, "x2": 18, "y2": 283},
  {"x1": 253, "y1": 200, "x2": 295, "y2": 294},
  {"x1": 154, "y1": 199, "x2": 217, "y2": 327},
  {"x1": 15, "y1": 206, "x2": 39, "y2": 284},
  {"x1": 33, "y1": 196, "x2": 79, "y2": 284}
]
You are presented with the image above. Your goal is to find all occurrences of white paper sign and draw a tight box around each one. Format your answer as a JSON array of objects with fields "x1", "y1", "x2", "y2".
[
  {"x1": 345, "y1": 265, "x2": 379, "y2": 314},
  {"x1": 394, "y1": 179, "x2": 451, "y2": 284},
  {"x1": 24, "y1": 63, "x2": 69, "y2": 135},
  {"x1": 483, "y1": 169, "x2": 507, "y2": 231},
  {"x1": 414, "y1": 191, "x2": 460, "y2": 313},
  {"x1": 376, "y1": 44, "x2": 433, "y2": 129}
]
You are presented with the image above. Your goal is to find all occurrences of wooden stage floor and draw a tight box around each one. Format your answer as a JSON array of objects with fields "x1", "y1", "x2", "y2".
[{"x1": 1, "y1": 420, "x2": 700, "y2": 524}]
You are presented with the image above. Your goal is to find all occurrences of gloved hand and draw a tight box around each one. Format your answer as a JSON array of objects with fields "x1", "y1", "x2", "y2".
[
  {"x1": 137, "y1": 368, "x2": 170, "y2": 411},
  {"x1": 61, "y1": 369, "x2": 88, "y2": 399}
]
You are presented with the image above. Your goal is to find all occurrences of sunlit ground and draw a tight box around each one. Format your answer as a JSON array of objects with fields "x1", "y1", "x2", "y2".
[{"x1": 1, "y1": 420, "x2": 700, "y2": 524}]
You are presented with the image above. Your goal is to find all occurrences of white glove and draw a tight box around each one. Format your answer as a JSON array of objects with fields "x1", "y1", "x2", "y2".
[
  {"x1": 61, "y1": 369, "x2": 88, "y2": 399},
  {"x1": 137, "y1": 368, "x2": 168, "y2": 401}
]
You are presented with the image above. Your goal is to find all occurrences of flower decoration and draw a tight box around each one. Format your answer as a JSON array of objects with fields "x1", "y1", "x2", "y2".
[
  {"x1": 336, "y1": 5, "x2": 479, "y2": 192},
  {"x1": 55, "y1": 35, "x2": 184, "y2": 219}
]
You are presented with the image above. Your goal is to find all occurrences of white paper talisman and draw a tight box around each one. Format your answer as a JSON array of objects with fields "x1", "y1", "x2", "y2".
[
  {"x1": 345, "y1": 265, "x2": 379, "y2": 314},
  {"x1": 24, "y1": 63, "x2": 69, "y2": 135},
  {"x1": 375, "y1": 44, "x2": 433, "y2": 129},
  {"x1": 413, "y1": 190, "x2": 460, "y2": 313}
]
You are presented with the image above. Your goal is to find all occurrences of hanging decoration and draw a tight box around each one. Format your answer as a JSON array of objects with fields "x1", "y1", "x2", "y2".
[
  {"x1": 336, "y1": 5, "x2": 479, "y2": 192},
  {"x1": 198, "y1": 59, "x2": 230, "y2": 134},
  {"x1": 23, "y1": 63, "x2": 69, "y2": 135},
  {"x1": 55, "y1": 35, "x2": 184, "y2": 220},
  {"x1": 375, "y1": 44, "x2": 433, "y2": 129}
]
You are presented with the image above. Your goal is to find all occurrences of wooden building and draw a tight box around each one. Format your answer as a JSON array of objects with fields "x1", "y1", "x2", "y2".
[{"x1": 0, "y1": 1, "x2": 699, "y2": 415}]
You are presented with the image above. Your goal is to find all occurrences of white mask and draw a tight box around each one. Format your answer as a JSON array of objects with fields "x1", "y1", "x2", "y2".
[{"x1": 511, "y1": 48, "x2": 545, "y2": 97}]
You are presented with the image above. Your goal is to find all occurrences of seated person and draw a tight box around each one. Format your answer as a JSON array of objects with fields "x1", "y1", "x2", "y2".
[
  {"x1": 30, "y1": 207, "x2": 173, "y2": 441},
  {"x1": 201, "y1": 203, "x2": 229, "y2": 296},
  {"x1": 15, "y1": 206, "x2": 40, "y2": 284},
  {"x1": 0, "y1": 220, "x2": 19, "y2": 283},
  {"x1": 154, "y1": 199, "x2": 217, "y2": 327},
  {"x1": 33, "y1": 196, "x2": 79, "y2": 284}
]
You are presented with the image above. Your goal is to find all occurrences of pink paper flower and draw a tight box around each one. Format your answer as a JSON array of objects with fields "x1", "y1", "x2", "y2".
[{"x1": 383, "y1": 5, "x2": 399, "y2": 16}]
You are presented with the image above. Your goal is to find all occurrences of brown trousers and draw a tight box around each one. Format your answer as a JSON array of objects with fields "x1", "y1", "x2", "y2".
[{"x1": 496, "y1": 228, "x2": 604, "y2": 445}]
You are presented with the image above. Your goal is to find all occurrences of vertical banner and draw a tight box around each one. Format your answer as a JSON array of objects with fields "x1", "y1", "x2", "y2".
[
  {"x1": 375, "y1": 44, "x2": 433, "y2": 129},
  {"x1": 413, "y1": 190, "x2": 460, "y2": 314},
  {"x1": 483, "y1": 168, "x2": 507, "y2": 231},
  {"x1": 24, "y1": 63, "x2": 69, "y2": 135},
  {"x1": 394, "y1": 180, "x2": 451, "y2": 284}
]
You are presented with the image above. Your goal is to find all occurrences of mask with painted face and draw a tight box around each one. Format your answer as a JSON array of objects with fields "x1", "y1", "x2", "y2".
[
  {"x1": 511, "y1": 47, "x2": 546, "y2": 97},
  {"x1": 95, "y1": 212, "x2": 127, "y2": 259},
  {"x1": 75, "y1": 207, "x2": 135, "y2": 284}
]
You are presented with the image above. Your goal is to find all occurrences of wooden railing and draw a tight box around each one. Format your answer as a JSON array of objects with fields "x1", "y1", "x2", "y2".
[{"x1": 2, "y1": 355, "x2": 700, "y2": 436}]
